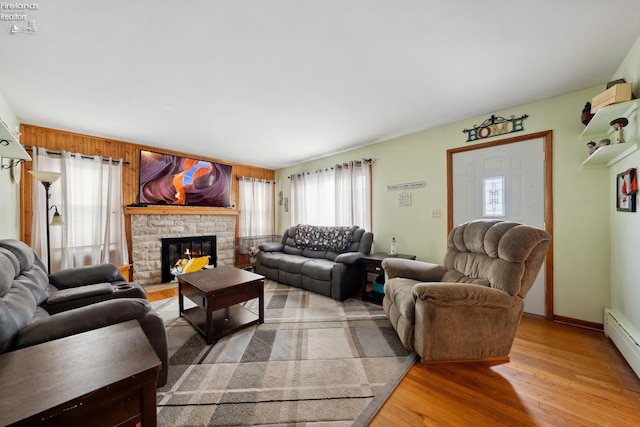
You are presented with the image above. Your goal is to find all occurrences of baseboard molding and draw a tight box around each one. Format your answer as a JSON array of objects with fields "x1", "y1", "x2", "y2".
[
  {"x1": 604, "y1": 308, "x2": 640, "y2": 379},
  {"x1": 422, "y1": 356, "x2": 509, "y2": 365},
  {"x1": 553, "y1": 315, "x2": 603, "y2": 331}
]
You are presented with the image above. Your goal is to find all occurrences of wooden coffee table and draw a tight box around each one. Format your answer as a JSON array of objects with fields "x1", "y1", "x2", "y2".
[{"x1": 178, "y1": 266, "x2": 265, "y2": 344}]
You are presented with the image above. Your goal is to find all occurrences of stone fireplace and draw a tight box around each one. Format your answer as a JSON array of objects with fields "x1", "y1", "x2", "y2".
[
  {"x1": 129, "y1": 211, "x2": 235, "y2": 286},
  {"x1": 160, "y1": 235, "x2": 217, "y2": 283}
]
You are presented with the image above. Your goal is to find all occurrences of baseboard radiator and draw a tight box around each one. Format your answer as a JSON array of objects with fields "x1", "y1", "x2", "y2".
[{"x1": 604, "y1": 308, "x2": 640, "y2": 378}]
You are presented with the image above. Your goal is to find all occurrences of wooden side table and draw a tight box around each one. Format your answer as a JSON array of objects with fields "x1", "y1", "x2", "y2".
[
  {"x1": 0, "y1": 320, "x2": 161, "y2": 427},
  {"x1": 118, "y1": 264, "x2": 133, "y2": 281},
  {"x1": 361, "y1": 252, "x2": 416, "y2": 303}
]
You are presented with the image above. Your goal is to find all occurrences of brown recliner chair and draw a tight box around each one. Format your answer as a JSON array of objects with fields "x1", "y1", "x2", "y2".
[{"x1": 382, "y1": 219, "x2": 551, "y2": 362}]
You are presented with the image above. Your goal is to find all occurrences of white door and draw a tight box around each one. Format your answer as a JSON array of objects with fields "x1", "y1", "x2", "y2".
[{"x1": 451, "y1": 137, "x2": 546, "y2": 316}]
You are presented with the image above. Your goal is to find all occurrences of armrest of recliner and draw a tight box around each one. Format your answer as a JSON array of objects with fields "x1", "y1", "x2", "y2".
[
  {"x1": 49, "y1": 263, "x2": 126, "y2": 289},
  {"x1": 259, "y1": 243, "x2": 284, "y2": 252},
  {"x1": 382, "y1": 258, "x2": 446, "y2": 281},
  {"x1": 412, "y1": 282, "x2": 514, "y2": 307},
  {"x1": 46, "y1": 282, "x2": 114, "y2": 306},
  {"x1": 334, "y1": 252, "x2": 364, "y2": 265},
  {"x1": 137, "y1": 309, "x2": 169, "y2": 387},
  {"x1": 13, "y1": 298, "x2": 151, "y2": 350}
]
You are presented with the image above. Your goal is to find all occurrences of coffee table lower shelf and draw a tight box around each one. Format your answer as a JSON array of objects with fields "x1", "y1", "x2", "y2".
[{"x1": 182, "y1": 303, "x2": 260, "y2": 343}]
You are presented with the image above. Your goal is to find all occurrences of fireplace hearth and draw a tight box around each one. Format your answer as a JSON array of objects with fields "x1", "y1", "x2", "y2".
[{"x1": 161, "y1": 235, "x2": 217, "y2": 283}]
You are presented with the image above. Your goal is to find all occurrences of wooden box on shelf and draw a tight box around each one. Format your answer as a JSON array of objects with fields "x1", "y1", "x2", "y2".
[{"x1": 591, "y1": 83, "x2": 633, "y2": 114}]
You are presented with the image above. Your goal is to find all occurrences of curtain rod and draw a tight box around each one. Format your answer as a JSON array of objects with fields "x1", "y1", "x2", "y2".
[
  {"x1": 26, "y1": 147, "x2": 130, "y2": 165},
  {"x1": 287, "y1": 158, "x2": 373, "y2": 179},
  {"x1": 236, "y1": 175, "x2": 275, "y2": 184}
]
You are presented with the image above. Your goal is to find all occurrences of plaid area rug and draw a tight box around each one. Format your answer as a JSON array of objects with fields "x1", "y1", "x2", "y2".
[{"x1": 153, "y1": 281, "x2": 417, "y2": 426}]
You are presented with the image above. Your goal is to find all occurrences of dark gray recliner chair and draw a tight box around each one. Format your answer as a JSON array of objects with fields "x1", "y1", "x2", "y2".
[
  {"x1": 0, "y1": 240, "x2": 169, "y2": 387},
  {"x1": 0, "y1": 239, "x2": 147, "y2": 314}
]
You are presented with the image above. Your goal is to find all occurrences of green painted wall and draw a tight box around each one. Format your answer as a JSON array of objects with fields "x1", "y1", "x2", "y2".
[
  {"x1": 609, "y1": 34, "x2": 640, "y2": 339},
  {"x1": 276, "y1": 85, "x2": 610, "y2": 323},
  {"x1": 0, "y1": 159, "x2": 20, "y2": 239},
  {"x1": 0, "y1": 91, "x2": 21, "y2": 239}
]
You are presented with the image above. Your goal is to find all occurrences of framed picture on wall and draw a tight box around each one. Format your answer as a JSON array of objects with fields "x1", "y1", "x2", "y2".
[{"x1": 616, "y1": 168, "x2": 637, "y2": 212}]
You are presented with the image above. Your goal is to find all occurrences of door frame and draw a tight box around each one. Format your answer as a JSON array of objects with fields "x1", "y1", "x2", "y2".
[{"x1": 446, "y1": 130, "x2": 554, "y2": 320}]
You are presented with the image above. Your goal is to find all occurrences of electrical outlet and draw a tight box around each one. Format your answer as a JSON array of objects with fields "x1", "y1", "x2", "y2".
[{"x1": 431, "y1": 208, "x2": 441, "y2": 218}]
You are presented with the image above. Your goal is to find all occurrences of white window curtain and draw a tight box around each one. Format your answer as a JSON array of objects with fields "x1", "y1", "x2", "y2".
[
  {"x1": 290, "y1": 159, "x2": 372, "y2": 230},
  {"x1": 31, "y1": 147, "x2": 129, "y2": 272},
  {"x1": 238, "y1": 176, "x2": 275, "y2": 238}
]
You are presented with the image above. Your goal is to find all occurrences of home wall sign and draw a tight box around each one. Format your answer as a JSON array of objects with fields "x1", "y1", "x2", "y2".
[{"x1": 462, "y1": 114, "x2": 529, "y2": 142}]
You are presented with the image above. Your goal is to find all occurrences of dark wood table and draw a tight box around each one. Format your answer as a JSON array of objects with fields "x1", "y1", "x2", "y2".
[
  {"x1": 178, "y1": 266, "x2": 265, "y2": 344},
  {"x1": 0, "y1": 320, "x2": 161, "y2": 427},
  {"x1": 361, "y1": 252, "x2": 416, "y2": 303}
]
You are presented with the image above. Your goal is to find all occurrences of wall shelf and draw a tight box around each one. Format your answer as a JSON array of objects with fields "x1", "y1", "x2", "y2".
[
  {"x1": 0, "y1": 119, "x2": 30, "y2": 161},
  {"x1": 581, "y1": 99, "x2": 639, "y2": 140},
  {"x1": 580, "y1": 98, "x2": 639, "y2": 168},
  {"x1": 581, "y1": 142, "x2": 638, "y2": 169}
]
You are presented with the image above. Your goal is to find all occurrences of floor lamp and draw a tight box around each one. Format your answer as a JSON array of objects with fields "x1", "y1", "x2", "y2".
[{"x1": 29, "y1": 170, "x2": 64, "y2": 273}]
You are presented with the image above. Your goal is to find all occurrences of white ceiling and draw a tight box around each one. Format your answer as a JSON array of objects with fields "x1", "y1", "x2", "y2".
[{"x1": 1, "y1": 0, "x2": 639, "y2": 170}]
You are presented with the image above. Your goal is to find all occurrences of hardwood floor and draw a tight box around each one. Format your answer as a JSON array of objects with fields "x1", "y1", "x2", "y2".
[
  {"x1": 147, "y1": 288, "x2": 640, "y2": 426},
  {"x1": 371, "y1": 316, "x2": 640, "y2": 426},
  {"x1": 145, "y1": 286, "x2": 178, "y2": 302}
]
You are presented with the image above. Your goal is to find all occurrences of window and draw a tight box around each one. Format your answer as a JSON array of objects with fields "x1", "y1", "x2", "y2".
[
  {"x1": 237, "y1": 177, "x2": 276, "y2": 255},
  {"x1": 290, "y1": 159, "x2": 372, "y2": 230},
  {"x1": 31, "y1": 147, "x2": 128, "y2": 272},
  {"x1": 238, "y1": 178, "x2": 275, "y2": 238},
  {"x1": 483, "y1": 176, "x2": 505, "y2": 217}
]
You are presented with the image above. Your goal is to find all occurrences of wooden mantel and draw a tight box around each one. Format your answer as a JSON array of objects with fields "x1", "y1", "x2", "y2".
[{"x1": 125, "y1": 206, "x2": 239, "y2": 216}]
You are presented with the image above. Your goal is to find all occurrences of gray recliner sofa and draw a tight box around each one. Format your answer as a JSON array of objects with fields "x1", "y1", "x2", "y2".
[
  {"x1": 255, "y1": 224, "x2": 373, "y2": 300},
  {"x1": 0, "y1": 239, "x2": 169, "y2": 387}
]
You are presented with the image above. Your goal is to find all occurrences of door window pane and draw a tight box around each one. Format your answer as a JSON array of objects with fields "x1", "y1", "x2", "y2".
[{"x1": 483, "y1": 176, "x2": 505, "y2": 217}]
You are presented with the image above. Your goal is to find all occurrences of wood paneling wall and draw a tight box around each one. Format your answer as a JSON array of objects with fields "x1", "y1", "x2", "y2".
[{"x1": 19, "y1": 124, "x2": 275, "y2": 263}]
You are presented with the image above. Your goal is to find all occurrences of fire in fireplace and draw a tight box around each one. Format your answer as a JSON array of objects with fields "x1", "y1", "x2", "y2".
[{"x1": 160, "y1": 235, "x2": 217, "y2": 283}]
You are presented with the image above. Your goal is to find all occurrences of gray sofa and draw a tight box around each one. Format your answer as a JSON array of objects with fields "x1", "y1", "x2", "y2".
[
  {"x1": 255, "y1": 224, "x2": 373, "y2": 300},
  {"x1": 0, "y1": 239, "x2": 169, "y2": 386}
]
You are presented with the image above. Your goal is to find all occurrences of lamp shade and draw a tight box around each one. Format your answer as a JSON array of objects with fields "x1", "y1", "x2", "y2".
[
  {"x1": 29, "y1": 170, "x2": 61, "y2": 184},
  {"x1": 50, "y1": 211, "x2": 64, "y2": 226}
]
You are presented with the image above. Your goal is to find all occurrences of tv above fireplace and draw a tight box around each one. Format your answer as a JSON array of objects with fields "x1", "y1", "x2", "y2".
[{"x1": 138, "y1": 150, "x2": 232, "y2": 207}]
